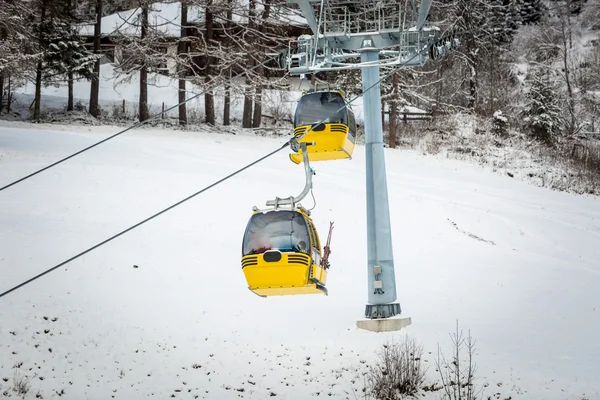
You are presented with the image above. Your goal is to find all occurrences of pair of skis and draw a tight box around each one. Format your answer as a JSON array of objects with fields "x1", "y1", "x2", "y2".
[{"x1": 321, "y1": 222, "x2": 334, "y2": 270}]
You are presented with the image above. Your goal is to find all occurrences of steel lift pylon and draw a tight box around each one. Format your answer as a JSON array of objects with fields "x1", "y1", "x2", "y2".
[{"x1": 285, "y1": 0, "x2": 441, "y2": 331}]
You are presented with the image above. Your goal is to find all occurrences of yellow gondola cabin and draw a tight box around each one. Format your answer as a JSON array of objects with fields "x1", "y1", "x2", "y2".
[
  {"x1": 290, "y1": 90, "x2": 357, "y2": 164},
  {"x1": 241, "y1": 207, "x2": 329, "y2": 297}
]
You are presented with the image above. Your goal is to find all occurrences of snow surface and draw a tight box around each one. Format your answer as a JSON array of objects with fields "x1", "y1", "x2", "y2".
[{"x1": 1, "y1": 120, "x2": 599, "y2": 399}]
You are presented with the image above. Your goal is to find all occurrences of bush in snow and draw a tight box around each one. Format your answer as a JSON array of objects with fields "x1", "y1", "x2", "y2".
[
  {"x1": 521, "y1": 67, "x2": 562, "y2": 144},
  {"x1": 435, "y1": 321, "x2": 482, "y2": 400},
  {"x1": 0, "y1": 367, "x2": 31, "y2": 398},
  {"x1": 367, "y1": 336, "x2": 427, "y2": 399},
  {"x1": 491, "y1": 110, "x2": 508, "y2": 137}
]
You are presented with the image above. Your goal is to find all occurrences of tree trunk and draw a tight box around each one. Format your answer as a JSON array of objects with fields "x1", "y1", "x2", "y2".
[
  {"x1": 489, "y1": 41, "x2": 495, "y2": 116},
  {"x1": 223, "y1": 69, "x2": 231, "y2": 125},
  {"x1": 34, "y1": 61, "x2": 43, "y2": 121},
  {"x1": 243, "y1": 0, "x2": 257, "y2": 129},
  {"x1": 67, "y1": 71, "x2": 74, "y2": 111},
  {"x1": 251, "y1": 0, "x2": 271, "y2": 128},
  {"x1": 242, "y1": 75, "x2": 253, "y2": 128},
  {"x1": 468, "y1": 62, "x2": 477, "y2": 110},
  {"x1": 252, "y1": 80, "x2": 262, "y2": 128},
  {"x1": 178, "y1": 0, "x2": 188, "y2": 126},
  {"x1": 0, "y1": 74, "x2": 4, "y2": 113},
  {"x1": 34, "y1": 0, "x2": 47, "y2": 122},
  {"x1": 204, "y1": 0, "x2": 215, "y2": 125},
  {"x1": 561, "y1": 11, "x2": 576, "y2": 135},
  {"x1": 6, "y1": 76, "x2": 11, "y2": 112},
  {"x1": 66, "y1": 0, "x2": 75, "y2": 112},
  {"x1": 1, "y1": 26, "x2": 6, "y2": 113},
  {"x1": 389, "y1": 72, "x2": 398, "y2": 149},
  {"x1": 139, "y1": 3, "x2": 149, "y2": 122},
  {"x1": 89, "y1": 0, "x2": 102, "y2": 118},
  {"x1": 223, "y1": 0, "x2": 233, "y2": 126}
]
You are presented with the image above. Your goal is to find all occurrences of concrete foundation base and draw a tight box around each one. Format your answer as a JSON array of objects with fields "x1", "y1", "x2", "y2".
[{"x1": 356, "y1": 316, "x2": 412, "y2": 333}]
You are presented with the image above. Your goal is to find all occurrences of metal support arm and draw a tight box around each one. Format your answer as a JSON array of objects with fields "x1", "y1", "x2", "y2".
[{"x1": 264, "y1": 142, "x2": 314, "y2": 209}]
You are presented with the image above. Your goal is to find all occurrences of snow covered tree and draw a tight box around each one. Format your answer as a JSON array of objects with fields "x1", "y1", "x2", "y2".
[
  {"x1": 111, "y1": 1, "x2": 173, "y2": 122},
  {"x1": 234, "y1": 0, "x2": 291, "y2": 128},
  {"x1": 521, "y1": 67, "x2": 562, "y2": 143},
  {"x1": 31, "y1": 0, "x2": 98, "y2": 120},
  {"x1": 580, "y1": 0, "x2": 600, "y2": 30},
  {"x1": 491, "y1": 110, "x2": 508, "y2": 137},
  {"x1": 222, "y1": 0, "x2": 233, "y2": 126},
  {"x1": 520, "y1": 0, "x2": 544, "y2": 25},
  {"x1": 0, "y1": 0, "x2": 40, "y2": 112},
  {"x1": 177, "y1": 0, "x2": 188, "y2": 126},
  {"x1": 89, "y1": 0, "x2": 102, "y2": 118},
  {"x1": 203, "y1": 0, "x2": 216, "y2": 125},
  {"x1": 242, "y1": 0, "x2": 258, "y2": 129}
]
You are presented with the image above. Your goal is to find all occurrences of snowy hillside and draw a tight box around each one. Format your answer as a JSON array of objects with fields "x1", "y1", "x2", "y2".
[{"x1": 1, "y1": 121, "x2": 599, "y2": 399}]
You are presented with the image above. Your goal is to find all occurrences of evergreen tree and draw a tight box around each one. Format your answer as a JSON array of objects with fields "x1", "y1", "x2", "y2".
[
  {"x1": 522, "y1": 67, "x2": 562, "y2": 143},
  {"x1": 0, "y1": 0, "x2": 39, "y2": 112},
  {"x1": 520, "y1": 0, "x2": 543, "y2": 24},
  {"x1": 31, "y1": 0, "x2": 97, "y2": 120}
]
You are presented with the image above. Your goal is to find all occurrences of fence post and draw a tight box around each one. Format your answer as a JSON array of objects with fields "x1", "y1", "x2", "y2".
[
  {"x1": 122, "y1": 99, "x2": 125, "y2": 115},
  {"x1": 162, "y1": 102, "x2": 165, "y2": 119}
]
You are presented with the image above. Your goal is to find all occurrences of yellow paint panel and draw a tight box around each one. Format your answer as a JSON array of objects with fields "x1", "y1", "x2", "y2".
[
  {"x1": 242, "y1": 252, "x2": 328, "y2": 297},
  {"x1": 311, "y1": 265, "x2": 328, "y2": 284},
  {"x1": 249, "y1": 285, "x2": 326, "y2": 297},
  {"x1": 290, "y1": 124, "x2": 355, "y2": 164},
  {"x1": 243, "y1": 263, "x2": 310, "y2": 288}
]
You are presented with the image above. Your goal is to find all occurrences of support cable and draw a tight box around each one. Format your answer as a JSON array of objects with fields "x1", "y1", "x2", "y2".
[{"x1": 0, "y1": 141, "x2": 290, "y2": 299}]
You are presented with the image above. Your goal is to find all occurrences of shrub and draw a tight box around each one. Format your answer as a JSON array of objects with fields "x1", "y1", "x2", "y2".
[
  {"x1": 435, "y1": 321, "x2": 482, "y2": 400},
  {"x1": 368, "y1": 336, "x2": 427, "y2": 399}
]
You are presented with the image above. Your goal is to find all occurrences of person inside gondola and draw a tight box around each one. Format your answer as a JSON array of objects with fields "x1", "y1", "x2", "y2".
[
  {"x1": 248, "y1": 232, "x2": 272, "y2": 254},
  {"x1": 243, "y1": 211, "x2": 311, "y2": 256},
  {"x1": 319, "y1": 92, "x2": 345, "y2": 124}
]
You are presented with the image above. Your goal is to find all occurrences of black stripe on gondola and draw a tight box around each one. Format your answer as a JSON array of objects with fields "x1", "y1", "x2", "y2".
[
  {"x1": 294, "y1": 127, "x2": 307, "y2": 138},
  {"x1": 241, "y1": 256, "x2": 259, "y2": 268},
  {"x1": 329, "y1": 126, "x2": 347, "y2": 133},
  {"x1": 288, "y1": 254, "x2": 310, "y2": 265}
]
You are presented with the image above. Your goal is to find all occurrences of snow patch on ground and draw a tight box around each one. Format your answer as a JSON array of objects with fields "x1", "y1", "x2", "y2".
[{"x1": 1, "y1": 123, "x2": 599, "y2": 399}]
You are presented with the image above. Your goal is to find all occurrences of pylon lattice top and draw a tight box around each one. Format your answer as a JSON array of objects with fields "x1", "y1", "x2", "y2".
[{"x1": 286, "y1": 0, "x2": 440, "y2": 74}]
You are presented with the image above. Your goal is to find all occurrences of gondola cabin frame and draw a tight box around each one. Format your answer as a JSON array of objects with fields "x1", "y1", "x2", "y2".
[
  {"x1": 290, "y1": 89, "x2": 357, "y2": 164},
  {"x1": 241, "y1": 207, "x2": 328, "y2": 297}
]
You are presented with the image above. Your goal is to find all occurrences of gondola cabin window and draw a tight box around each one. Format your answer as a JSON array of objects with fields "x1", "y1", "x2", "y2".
[
  {"x1": 306, "y1": 221, "x2": 321, "y2": 265},
  {"x1": 348, "y1": 111, "x2": 356, "y2": 141},
  {"x1": 294, "y1": 92, "x2": 348, "y2": 127},
  {"x1": 242, "y1": 211, "x2": 311, "y2": 256}
]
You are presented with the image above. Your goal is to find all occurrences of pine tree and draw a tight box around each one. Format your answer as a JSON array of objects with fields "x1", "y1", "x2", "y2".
[
  {"x1": 520, "y1": 0, "x2": 543, "y2": 24},
  {"x1": 0, "y1": 0, "x2": 39, "y2": 112},
  {"x1": 522, "y1": 68, "x2": 562, "y2": 143},
  {"x1": 31, "y1": 0, "x2": 97, "y2": 120}
]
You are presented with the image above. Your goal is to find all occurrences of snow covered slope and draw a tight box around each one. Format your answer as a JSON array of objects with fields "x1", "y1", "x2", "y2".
[{"x1": 0, "y1": 121, "x2": 599, "y2": 399}]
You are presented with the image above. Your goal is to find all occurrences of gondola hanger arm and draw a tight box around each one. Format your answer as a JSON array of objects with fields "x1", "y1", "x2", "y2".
[{"x1": 264, "y1": 142, "x2": 315, "y2": 210}]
